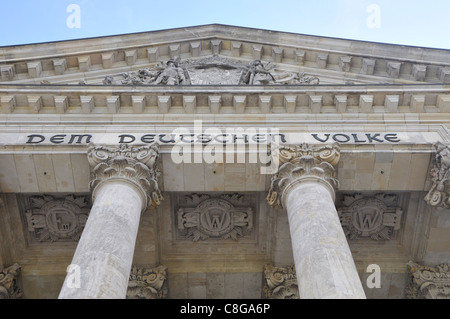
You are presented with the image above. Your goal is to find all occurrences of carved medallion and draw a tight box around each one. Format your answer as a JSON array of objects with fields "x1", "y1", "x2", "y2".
[
  {"x1": 406, "y1": 261, "x2": 450, "y2": 299},
  {"x1": 24, "y1": 194, "x2": 90, "y2": 243},
  {"x1": 263, "y1": 265, "x2": 299, "y2": 299},
  {"x1": 337, "y1": 193, "x2": 402, "y2": 240},
  {"x1": 127, "y1": 265, "x2": 168, "y2": 299},
  {"x1": 176, "y1": 194, "x2": 253, "y2": 241}
]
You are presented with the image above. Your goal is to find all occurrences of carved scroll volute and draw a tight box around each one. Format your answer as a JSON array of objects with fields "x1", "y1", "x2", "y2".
[
  {"x1": 87, "y1": 144, "x2": 162, "y2": 210},
  {"x1": 425, "y1": 142, "x2": 450, "y2": 208},
  {"x1": 267, "y1": 143, "x2": 340, "y2": 209}
]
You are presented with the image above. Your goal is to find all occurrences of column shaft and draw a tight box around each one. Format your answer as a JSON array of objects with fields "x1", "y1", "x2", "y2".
[
  {"x1": 59, "y1": 180, "x2": 143, "y2": 299},
  {"x1": 285, "y1": 181, "x2": 365, "y2": 299}
]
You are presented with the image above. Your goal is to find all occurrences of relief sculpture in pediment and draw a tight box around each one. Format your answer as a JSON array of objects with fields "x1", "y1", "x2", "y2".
[{"x1": 103, "y1": 56, "x2": 320, "y2": 86}]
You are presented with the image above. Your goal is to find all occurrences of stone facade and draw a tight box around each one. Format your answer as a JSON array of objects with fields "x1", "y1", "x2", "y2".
[{"x1": 0, "y1": 24, "x2": 449, "y2": 299}]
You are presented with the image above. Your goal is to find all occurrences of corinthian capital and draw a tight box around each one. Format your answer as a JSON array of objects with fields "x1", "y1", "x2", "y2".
[
  {"x1": 266, "y1": 143, "x2": 340, "y2": 209},
  {"x1": 87, "y1": 144, "x2": 162, "y2": 210},
  {"x1": 424, "y1": 142, "x2": 450, "y2": 208}
]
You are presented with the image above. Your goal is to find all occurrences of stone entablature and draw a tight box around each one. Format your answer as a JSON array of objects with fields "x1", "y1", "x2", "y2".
[{"x1": 1, "y1": 84, "x2": 450, "y2": 115}]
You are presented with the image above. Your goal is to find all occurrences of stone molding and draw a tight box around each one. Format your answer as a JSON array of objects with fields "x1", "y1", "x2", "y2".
[
  {"x1": 266, "y1": 143, "x2": 340, "y2": 209},
  {"x1": 425, "y1": 142, "x2": 450, "y2": 208},
  {"x1": 406, "y1": 261, "x2": 450, "y2": 299},
  {"x1": 1, "y1": 25, "x2": 448, "y2": 85},
  {"x1": 87, "y1": 144, "x2": 162, "y2": 211},
  {"x1": 263, "y1": 264, "x2": 299, "y2": 299},
  {"x1": 24, "y1": 194, "x2": 90, "y2": 243},
  {"x1": 2, "y1": 86, "x2": 449, "y2": 115},
  {"x1": 337, "y1": 193, "x2": 403, "y2": 240},
  {"x1": 0, "y1": 264, "x2": 23, "y2": 299},
  {"x1": 127, "y1": 265, "x2": 168, "y2": 299},
  {"x1": 177, "y1": 193, "x2": 253, "y2": 241}
]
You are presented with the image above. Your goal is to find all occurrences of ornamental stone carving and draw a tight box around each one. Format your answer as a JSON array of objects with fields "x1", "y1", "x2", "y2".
[
  {"x1": 263, "y1": 265, "x2": 299, "y2": 299},
  {"x1": 337, "y1": 193, "x2": 403, "y2": 240},
  {"x1": 177, "y1": 194, "x2": 253, "y2": 241},
  {"x1": 87, "y1": 144, "x2": 162, "y2": 210},
  {"x1": 24, "y1": 194, "x2": 90, "y2": 243},
  {"x1": 406, "y1": 261, "x2": 450, "y2": 299},
  {"x1": 0, "y1": 264, "x2": 23, "y2": 299},
  {"x1": 104, "y1": 56, "x2": 320, "y2": 86},
  {"x1": 266, "y1": 143, "x2": 340, "y2": 209},
  {"x1": 425, "y1": 142, "x2": 450, "y2": 208},
  {"x1": 127, "y1": 265, "x2": 168, "y2": 299}
]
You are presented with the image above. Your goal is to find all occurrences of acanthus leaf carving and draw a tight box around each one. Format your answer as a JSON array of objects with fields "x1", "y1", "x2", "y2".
[
  {"x1": 127, "y1": 265, "x2": 168, "y2": 299},
  {"x1": 0, "y1": 264, "x2": 23, "y2": 299},
  {"x1": 263, "y1": 264, "x2": 299, "y2": 299},
  {"x1": 87, "y1": 143, "x2": 162, "y2": 210},
  {"x1": 266, "y1": 143, "x2": 340, "y2": 209},
  {"x1": 406, "y1": 261, "x2": 450, "y2": 299}
]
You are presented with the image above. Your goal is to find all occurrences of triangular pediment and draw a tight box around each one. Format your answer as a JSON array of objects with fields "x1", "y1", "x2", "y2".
[{"x1": 1, "y1": 24, "x2": 449, "y2": 86}]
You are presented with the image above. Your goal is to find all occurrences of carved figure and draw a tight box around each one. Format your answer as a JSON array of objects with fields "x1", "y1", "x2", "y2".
[
  {"x1": 152, "y1": 59, "x2": 190, "y2": 85},
  {"x1": 239, "y1": 60, "x2": 275, "y2": 85}
]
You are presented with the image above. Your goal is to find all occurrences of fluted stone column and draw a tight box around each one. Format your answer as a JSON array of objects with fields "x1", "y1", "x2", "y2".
[
  {"x1": 59, "y1": 144, "x2": 162, "y2": 299},
  {"x1": 267, "y1": 144, "x2": 365, "y2": 299}
]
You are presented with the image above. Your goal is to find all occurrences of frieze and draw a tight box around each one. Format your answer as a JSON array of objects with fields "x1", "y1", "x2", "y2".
[
  {"x1": 127, "y1": 265, "x2": 168, "y2": 299},
  {"x1": 263, "y1": 264, "x2": 299, "y2": 299},
  {"x1": 22, "y1": 132, "x2": 402, "y2": 146},
  {"x1": 406, "y1": 261, "x2": 450, "y2": 299},
  {"x1": 23, "y1": 194, "x2": 90, "y2": 243},
  {"x1": 337, "y1": 193, "x2": 403, "y2": 241},
  {"x1": 176, "y1": 193, "x2": 254, "y2": 242}
]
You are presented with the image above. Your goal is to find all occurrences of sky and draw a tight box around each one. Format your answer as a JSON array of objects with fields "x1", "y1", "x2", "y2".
[{"x1": 1, "y1": 0, "x2": 450, "y2": 49}]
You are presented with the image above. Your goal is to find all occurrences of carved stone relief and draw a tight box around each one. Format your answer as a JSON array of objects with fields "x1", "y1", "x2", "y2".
[
  {"x1": 263, "y1": 264, "x2": 299, "y2": 299},
  {"x1": 0, "y1": 264, "x2": 23, "y2": 299},
  {"x1": 23, "y1": 194, "x2": 90, "y2": 243},
  {"x1": 127, "y1": 265, "x2": 168, "y2": 299},
  {"x1": 103, "y1": 56, "x2": 320, "y2": 86},
  {"x1": 176, "y1": 193, "x2": 254, "y2": 242},
  {"x1": 337, "y1": 193, "x2": 402, "y2": 240},
  {"x1": 406, "y1": 261, "x2": 450, "y2": 299},
  {"x1": 425, "y1": 142, "x2": 450, "y2": 208}
]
